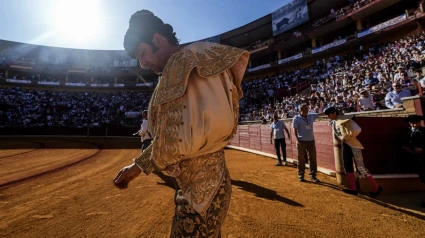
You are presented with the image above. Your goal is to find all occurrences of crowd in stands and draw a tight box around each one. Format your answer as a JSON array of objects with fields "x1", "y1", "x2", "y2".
[
  {"x1": 239, "y1": 0, "x2": 379, "y2": 54},
  {"x1": 0, "y1": 88, "x2": 151, "y2": 128},
  {"x1": 0, "y1": 72, "x2": 155, "y2": 88},
  {"x1": 311, "y1": 0, "x2": 375, "y2": 30},
  {"x1": 271, "y1": 0, "x2": 380, "y2": 48},
  {"x1": 2, "y1": 31, "x2": 425, "y2": 126},
  {"x1": 0, "y1": 53, "x2": 36, "y2": 67},
  {"x1": 240, "y1": 32, "x2": 425, "y2": 122},
  {"x1": 87, "y1": 64, "x2": 115, "y2": 74},
  {"x1": 1, "y1": 0, "x2": 423, "y2": 127}
]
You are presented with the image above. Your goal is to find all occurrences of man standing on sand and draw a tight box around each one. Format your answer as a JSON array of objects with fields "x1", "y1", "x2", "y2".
[
  {"x1": 270, "y1": 112, "x2": 290, "y2": 166},
  {"x1": 292, "y1": 103, "x2": 324, "y2": 182},
  {"x1": 325, "y1": 107, "x2": 383, "y2": 197},
  {"x1": 133, "y1": 110, "x2": 152, "y2": 152},
  {"x1": 112, "y1": 10, "x2": 249, "y2": 238}
]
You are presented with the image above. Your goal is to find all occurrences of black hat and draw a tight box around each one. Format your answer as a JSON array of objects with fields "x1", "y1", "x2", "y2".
[
  {"x1": 404, "y1": 115, "x2": 425, "y2": 123},
  {"x1": 324, "y1": 106, "x2": 338, "y2": 115}
]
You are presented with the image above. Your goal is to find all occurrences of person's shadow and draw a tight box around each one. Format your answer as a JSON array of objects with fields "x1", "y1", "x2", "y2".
[
  {"x1": 153, "y1": 171, "x2": 175, "y2": 190},
  {"x1": 153, "y1": 172, "x2": 303, "y2": 207},
  {"x1": 231, "y1": 179, "x2": 303, "y2": 207},
  {"x1": 306, "y1": 179, "x2": 425, "y2": 220}
]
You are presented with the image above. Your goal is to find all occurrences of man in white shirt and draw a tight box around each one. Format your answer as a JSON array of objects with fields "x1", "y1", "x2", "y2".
[
  {"x1": 270, "y1": 112, "x2": 290, "y2": 166},
  {"x1": 393, "y1": 66, "x2": 405, "y2": 82},
  {"x1": 358, "y1": 89, "x2": 374, "y2": 111},
  {"x1": 415, "y1": 69, "x2": 425, "y2": 88},
  {"x1": 134, "y1": 110, "x2": 152, "y2": 152},
  {"x1": 292, "y1": 103, "x2": 325, "y2": 182}
]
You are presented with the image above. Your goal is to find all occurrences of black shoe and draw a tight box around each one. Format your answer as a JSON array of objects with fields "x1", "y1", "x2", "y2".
[
  {"x1": 275, "y1": 162, "x2": 283, "y2": 166},
  {"x1": 370, "y1": 186, "x2": 383, "y2": 198},
  {"x1": 342, "y1": 188, "x2": 358, "y2": 195},
  {"x1": 298, "y1": 176, "x2": 305, "y2": 182},
  {"x1": 310, "y1": 177, "x2": 320, "y2": 183}
]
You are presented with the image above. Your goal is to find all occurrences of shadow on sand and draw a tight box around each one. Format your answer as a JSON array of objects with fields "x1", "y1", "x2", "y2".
[
  {"x1": 152, "y1": 166, "x2": 425, "y2": 220},
  {"x1": 152, "y1": 172, "x2": 303, "y2": 207},
  {"x1": 359, "y1": 192, "x2": 425, "y2": 220},
  {"x1": 305, "y1": 180, "x2": 425, "y2": 220},
  {"x1": 153, "y1": 171, "x2": 176, "y2": 190},
  {"x1": 231, "y1": 179, "x2": 303, "y2": 207}
]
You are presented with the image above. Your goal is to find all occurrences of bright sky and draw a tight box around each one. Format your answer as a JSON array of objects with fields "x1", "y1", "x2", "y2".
[{"x1": 0, "y1": 0, "x2": 290, "y2": 50}]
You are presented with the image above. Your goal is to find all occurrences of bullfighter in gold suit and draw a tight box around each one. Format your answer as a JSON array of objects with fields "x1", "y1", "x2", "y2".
[{"x1": 113, "y1": 10, "x2": 249, "y2": 238}]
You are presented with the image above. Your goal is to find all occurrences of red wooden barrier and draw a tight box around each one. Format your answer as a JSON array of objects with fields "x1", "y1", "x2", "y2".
[
  {"x1": 230, "y1": 117, "x2": 417, "y2": 175},
  {"x1": 230, "y1": 121, "x2": 335, "y2": 171}
]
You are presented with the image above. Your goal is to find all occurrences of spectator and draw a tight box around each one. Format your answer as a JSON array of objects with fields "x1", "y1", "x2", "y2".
[
  {"x1": 394, "y1": 66, "x2": 406, "y2": 82},
  {"x1": 292, "y1": 103, "x2": 324, "y2": 183},
  {"x1": 402, "y1": 115, "x2": 425, "y2": 207},
  {"x1": 415, "y1": 69, "x2": 425, "y2": 88},
  {"x1": 358, "y1": 89, "x2": 375, "y2": 111},
  {"x1": 385, "y1": 82, "x2": 411, "y2": 109},
  {"x1": 362, "y1": 72, "x2": 379, "y2": 86},
  {"x1": 270, "y1": 112, "x2": 291, "y2": 166}
]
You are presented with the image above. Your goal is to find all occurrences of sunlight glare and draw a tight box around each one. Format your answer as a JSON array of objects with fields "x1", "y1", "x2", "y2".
[{"x1": 51, "y1": 0, "x2": 103, "y2": 43}]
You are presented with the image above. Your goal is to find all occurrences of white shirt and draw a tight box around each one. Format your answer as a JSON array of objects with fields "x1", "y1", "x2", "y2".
[
  {"x1": 358, "y1": 95, "x2": 374, "y2": 110},
  {"x1": 419, "y1": 78, "x2": 425, "y2": 88},
  {"x1": 138, "y1": 119, "x2": 151, "y2": 141}
]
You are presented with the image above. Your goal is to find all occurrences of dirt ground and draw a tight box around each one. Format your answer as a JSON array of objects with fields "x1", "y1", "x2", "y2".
[{"x1": 1, "y1": 137, "x2": 425, "y2": 238}]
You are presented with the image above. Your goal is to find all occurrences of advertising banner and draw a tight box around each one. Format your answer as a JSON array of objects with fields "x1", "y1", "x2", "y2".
[
  {"x1": 136, "y1": 83, "x2": 153, "y2": 87},
  {"x1": 91, "y1": 84, "x2": 110, "y2": 87},
  {"x1": 65, "y1": 82, "x2": 86, "y2": 86},
  {"x1": 278, "y1": 53, "x2": 303, "y2": 64},
  {"x1": 6, "y1": 79, "x2": 31, "y2": 84},
  {"x1": 357, "y1": 14, "x2": 407, "y2": 38},
  {"x1": 312, "y1": 38, "x2": 347, "y2": 54},
  {"x1": 272, "y1": 0, "x2": 309, "y2": 36},
  {"x1": 38, "y1": 81, "x2": 60, "y2": 85},
  {"x1": 248, "y1": 63, "x2": 271, "y2": 72}
]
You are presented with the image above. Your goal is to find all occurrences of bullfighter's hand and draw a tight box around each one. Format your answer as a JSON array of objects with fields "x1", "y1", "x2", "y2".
[{"x1": 114, "y1": 163, "x2": 141, "y2": 189}]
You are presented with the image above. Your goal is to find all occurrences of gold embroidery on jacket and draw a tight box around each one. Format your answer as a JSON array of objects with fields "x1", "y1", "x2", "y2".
[
  {"x1": 148, "y1": 86, "x2": 160, "y2": 135},
  {"x1": 153, "y1": 44, "x2": 245, "y2": 106},
  {"x1": 134, "y1": 145, "x2": 154, "y2": 175},
  {"x1": 175, "y1": 150, "x2": 225, "y2": 206},
  {"x1": 153, "y1": 51, "x2": 187, "y2": 106},
  {"x1": 151, "y1": 96, "x2": 184, "y2": 170},
  {"x1": 144, "y1": 43, "x2": 246, "y2": 216}
]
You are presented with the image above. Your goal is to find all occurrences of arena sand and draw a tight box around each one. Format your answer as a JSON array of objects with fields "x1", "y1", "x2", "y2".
[{"x1": 0, "y1": 138, "x2": 424, "y2": 238}]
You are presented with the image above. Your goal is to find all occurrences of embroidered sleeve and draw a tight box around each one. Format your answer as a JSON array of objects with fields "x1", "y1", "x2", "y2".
[{"x1": 134, "y1": 144, "x2": 154, "y2": 175}]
